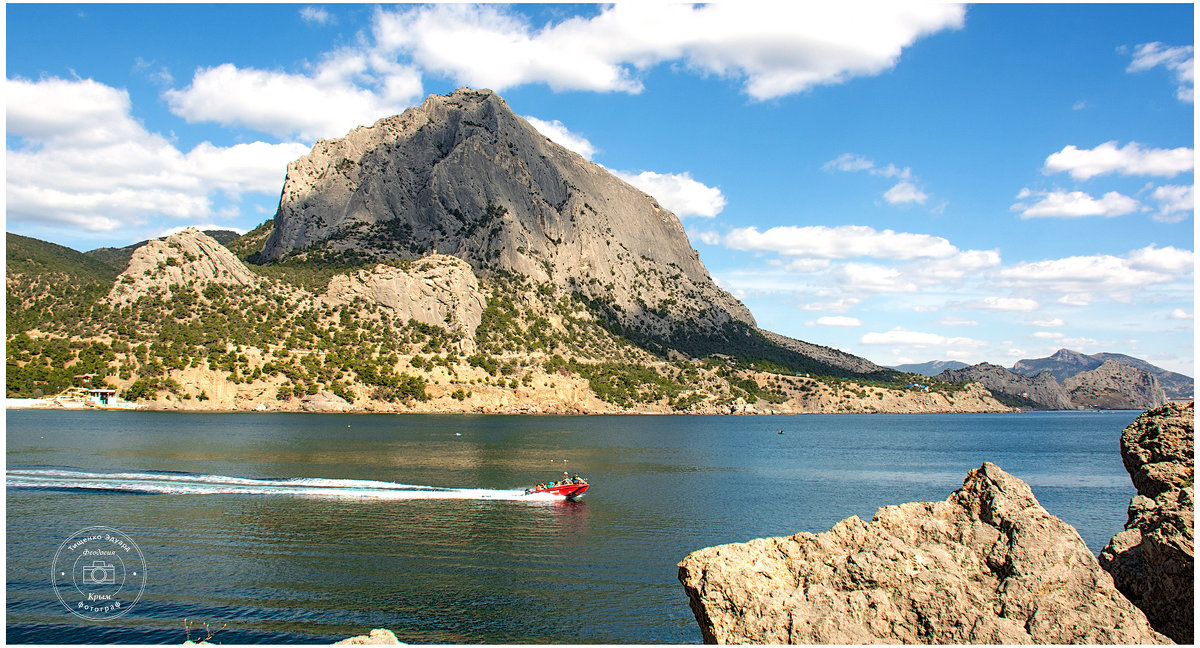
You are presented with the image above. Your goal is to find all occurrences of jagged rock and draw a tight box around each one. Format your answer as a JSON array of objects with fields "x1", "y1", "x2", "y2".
[
  {"x1": 259, "y1": 88, "x2": 753, "y2": 340},
  {"x1": 319, "y1": 255, "x2": 486, "y2": 350},
  {"x1": 334, "y1": 628, "x2": 403, "y2": 645},
  {"x1": 1064, "y1": 360, "x2": 1168, "y2": 410},
  {"x1": 1100, "y1": 402, "x2": 1194, "y2": 644},
  {"x1": 937, "y1": 362, "x2": 1073, "y2": 409},
  {"x1": 106, "y1": 228, "x2": 257, "y2": 305},
  {"x1": 678, "y1": 462, "x2": 1168, "y2": 645}
]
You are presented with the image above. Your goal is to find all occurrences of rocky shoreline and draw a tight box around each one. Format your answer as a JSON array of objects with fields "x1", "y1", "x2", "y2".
[{"x1": 678, "y1": 402, "x2": 1194, "y2": 644}]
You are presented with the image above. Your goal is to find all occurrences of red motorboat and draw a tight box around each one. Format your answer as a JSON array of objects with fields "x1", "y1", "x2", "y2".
[{"x1": 525, "y1": 475, "x2": 589, "y2": 500}]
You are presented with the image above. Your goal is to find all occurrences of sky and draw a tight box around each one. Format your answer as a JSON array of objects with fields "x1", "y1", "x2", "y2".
[{"x1": 5, "y1": 3, "x2": 1196, "y2": 375}]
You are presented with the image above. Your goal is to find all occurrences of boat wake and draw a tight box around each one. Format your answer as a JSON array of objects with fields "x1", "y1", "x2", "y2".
[{"x1": 5, "y1": 468, "x2": 559, "y2": 501}]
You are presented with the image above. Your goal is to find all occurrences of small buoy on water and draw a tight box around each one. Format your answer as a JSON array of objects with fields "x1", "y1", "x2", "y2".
[
  {"x1": 455, "y1": 432, "x2": 462, "y2": 436},
  {"x1": 778, "y1": 429, "x2": 784, "y2": 434}
]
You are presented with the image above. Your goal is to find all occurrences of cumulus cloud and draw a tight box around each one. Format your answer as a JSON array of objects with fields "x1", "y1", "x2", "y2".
[
  {"x1": 810, "y1": 316, "x2": 862, "y2": 327},
  {"x1": 968, "y1": 296, "x2": 1040, "y2": 312},
  {"x1": 165, "y1": 56, "x2": 423, "y2": 141},
  {"x1": 1126, "y1": 42, "x2": 1194, "y2": 102},
  {"x1": 612, "y1": 170, "x2": 726, "y2": 218},
  {"x1": 6, "y1": 76, "x2": 307, "y2": 233},
  {"x1": 883, "y1": 181, "x2": 928, "y2": 205},
  {"x1": 372, "y1": 3, "x2": 965, "y2": 99},
  {"x1": 1012, "y1": 189, "x2": 1140, "y2": 219},
  {"x1": 860, "y1": 327, "x2": 987, "y2": 350},
  {"x1": 998, "y1": 245, "x2": 1193, "y2": 300},
  {"x1": 1169, "y1": 308, "x2": 1194, "y2": 320},
  {"x1": 300, "y1": 6, "x2": 332, "y2": 25},
  {"x1": 523, "y1": 116, "x2": 598, "y2": 160},
  {"x1": 1031, "y1": 317, "x2": 1065, "y2": 327},
  {"x1": 937, "y1": 316, "x2": 979, "y2": 326},
  {"x1": 1042, "y1": 141, "x2": 1194, "y2": 180},
  {"x1": 1149, "y1": 184, "x2": 1194, "y2": 222},
  {"x1": 725, "y1": 225, "x2": 959, "y2": 260}
]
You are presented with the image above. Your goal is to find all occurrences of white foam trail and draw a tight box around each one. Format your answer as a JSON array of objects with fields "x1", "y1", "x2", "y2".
[{"x1": 5, "y1": 469, "x2": 558, "y2": 501}]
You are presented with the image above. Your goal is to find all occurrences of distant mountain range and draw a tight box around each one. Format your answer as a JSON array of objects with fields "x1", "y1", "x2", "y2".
[{"x1": 927, "y1": 348, "x2": 1192, "y2": 410}]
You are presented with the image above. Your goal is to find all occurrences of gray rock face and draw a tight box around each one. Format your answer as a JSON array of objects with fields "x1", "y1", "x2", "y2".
[
  {"x1": 1100, "y1": 402, "x2": 1194, "y2": 644},
  {"x1": 106, "y1": 228, "x2": 257, "y2": 305},
  {"x1": 319, "y1": 255, "x2": 485, "y2": 351},
  {"x1": 259, "y1": 88, "x2": 753, "y2": 338},
  {"x1": 1064, "y1": 360, "x2": 1168, "y2": 410},
  {"x1": 678, "y1": 462, "x2": 1168, "y2": 645},
  {"x1": 937, "y1": 362, "x2": 1073, "y2": 409}
]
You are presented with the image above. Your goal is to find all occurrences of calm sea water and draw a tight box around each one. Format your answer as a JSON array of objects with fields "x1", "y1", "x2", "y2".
[{"x1": 6, "y1": 409, "x2": 1140, "y2": 644}]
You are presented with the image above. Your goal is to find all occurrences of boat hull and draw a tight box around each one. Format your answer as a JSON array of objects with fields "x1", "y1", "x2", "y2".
[{"x1": 528, "y1": 483, "x2": 588, "y2": 500}]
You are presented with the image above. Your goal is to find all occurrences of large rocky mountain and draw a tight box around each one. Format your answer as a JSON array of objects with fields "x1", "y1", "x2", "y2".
[
  {"x1": 1013, "y1": 348, "x2": 1192, "y2": 400},
  {"x1": 257, "y1": 88, "x2": 753, "y2": 349}
]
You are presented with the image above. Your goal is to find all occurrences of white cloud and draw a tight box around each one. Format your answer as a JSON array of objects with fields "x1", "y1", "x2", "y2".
[
  {"x1": 165, "y1": 54, "x2": 423, "y2": 141},
  {"x1": 937, "y1": 316, "x2": 979, "y2": 326},
  {"x1": 1126, "y1": 244, "x2": 1195, "y2": 274},
  {"x1": 1149, "y1": 184, "x2": 1194, "y2": 222},
  {"x1": 1043, "y1": 141, "x2": 1194, "y2": 180},
  {"x1": 968, "y1": 296, "x2": 1040, "y2": 312},
  {"x1": 834, "y1": 263, "x2": 918, "y2": 293},
  {"x1": 6, "y1": 76, "x2": 306, "y2": 234},
  {"x1": 810, "y1": 316, "x2": 862, "y2": 327},
  {"x1": 372, "y1": 3, "x2": 965, "y2": 100},
  {"x1": 1169, "y1": 308, "x2": 1194, "y2": 320},
  {"x1": 612, "y1": 170, "x2": 726, "y2": 218},
  {"x1": 1031, "y1": 317, "x2": 1065, "y2": 327},
  {"x1": 860, "y1": 327, "x2": 987, "y2": 350},
  {"x1": 1126, "y1": 42, "x2": 1194, "y2": 102},
  {"x1": 998, "y1": 246, "x2": 1193, "y2": 300},
  {"x1": 883, "y1": 181, "x2": 928, "y2": 205},
  {"x1": 300, "y1": 6, "x2": 332, "y2": 25},
  {"x1": 523, "y1": 116, "x2": 598, "y2": 160},
  {"x1": 692, "y1": 230, "x2": 721, "y2": 246},
  {"x1": 823, "y1": 153, "x2": 875, "y2": 173},
  {"x1": 1013, "y1": 189, "x2": 1140, "y2": 219},
  {"x1": 725, "y1": 225, "x2": 959, "y2": 260},
  {"x1": 1032, "y1": 331, "x2": 1065, "y2": 340}
]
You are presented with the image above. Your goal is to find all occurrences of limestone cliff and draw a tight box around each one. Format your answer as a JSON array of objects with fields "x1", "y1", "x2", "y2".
[
  {"x1": 1100, "y1": 402, "x2": 1194, "y2": 643},
  {"x1": 1064, "y1": 360, "x2": 1168, "y2": 410},
  {"x1": 678, "y1": 462, "x2": 1168, "y2": 644},
  {"x1": 106, "y1": 228, "x2": 257, "y2": 305},
  {"x1": 319, "y1": 255, "x2": 486, "y2": 351},
  {"x1": 258, "y1": 88, "x2": 753, "y2": 343}
]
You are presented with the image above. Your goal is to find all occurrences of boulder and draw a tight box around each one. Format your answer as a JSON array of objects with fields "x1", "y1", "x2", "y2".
[
  {"x1": 1100, "y1": 401, "x2": 1194, "y2": 644},
  {"x1": 678, "y1": 462, "x2": 1168, "y2": 644},
  {"x1": 335, "y1": 628, "x2": 403, "y2": 644}
]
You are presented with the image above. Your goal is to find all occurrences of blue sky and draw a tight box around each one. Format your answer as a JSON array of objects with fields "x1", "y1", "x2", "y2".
[{"x1": 5, "y1": 3, "x2": 1195, "y2": 375}]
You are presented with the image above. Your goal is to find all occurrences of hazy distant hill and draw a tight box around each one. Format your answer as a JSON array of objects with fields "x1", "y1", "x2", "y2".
[
  {"x1": 890, "y1": 360, "x2": 968, "y2": 377},
  {"x1": 1012, "y1": 348, "x2": 1192, "y2": 400}
]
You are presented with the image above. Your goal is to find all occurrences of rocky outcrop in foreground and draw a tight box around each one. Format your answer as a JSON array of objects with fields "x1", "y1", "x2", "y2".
[
  {"x1": 1100, "y1": 401, "x2": 1194, "y2": 644},
  {"x1": 678, "y1": 462, "x2": 1168, "y2": 644},
  {"x1": 335, "y1": 629, "x2": 403, "y2": 644}
]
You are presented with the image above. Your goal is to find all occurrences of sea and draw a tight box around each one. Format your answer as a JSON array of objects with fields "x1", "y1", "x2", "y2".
[{"x1": 6, "y1": 409, "x2": 1141, "y2": 644}]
